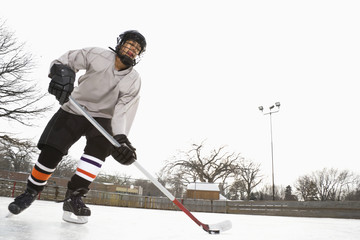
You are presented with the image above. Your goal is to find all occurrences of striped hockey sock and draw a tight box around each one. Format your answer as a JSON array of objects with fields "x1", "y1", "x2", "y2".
[
  {"x1": 28, "y1": 162, "x2": 56, "y2": 189},
  {"x1": 75, "y1": 154, "x2": 103, "y2": 183}
]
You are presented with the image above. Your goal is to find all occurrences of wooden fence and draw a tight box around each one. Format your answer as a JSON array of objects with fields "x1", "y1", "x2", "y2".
[{"x1": 1, "y1": 179, "x2": 360, "y2": 219}]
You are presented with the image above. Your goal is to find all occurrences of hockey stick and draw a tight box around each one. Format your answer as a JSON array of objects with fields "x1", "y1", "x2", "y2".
[{"x1": 69, "y1": 96, "x2": 232, "y2": 234}]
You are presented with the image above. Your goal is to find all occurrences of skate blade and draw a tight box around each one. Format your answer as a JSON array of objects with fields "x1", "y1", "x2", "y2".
[
  {"x1": 62, "y1": 211, "x2": 88, "y2": 224},
  {"x1": 5, "y1": 212, "x2": 14, "y2": 218}
]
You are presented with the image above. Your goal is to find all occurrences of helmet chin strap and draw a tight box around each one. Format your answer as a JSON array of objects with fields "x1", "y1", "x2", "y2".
[{"x1": 108, "y1": 47, "x2": 134, "y2": 67}]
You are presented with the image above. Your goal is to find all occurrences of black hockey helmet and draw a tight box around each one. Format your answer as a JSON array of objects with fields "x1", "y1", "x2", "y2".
[
  {"x1": 116, "y1": 30, "x2": 147, "y2": 54},
  {"x1": 110, "y1": 30, "x2": 147, "y2": 66}
]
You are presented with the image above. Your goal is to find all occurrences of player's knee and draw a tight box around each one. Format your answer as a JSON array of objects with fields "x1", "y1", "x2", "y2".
[{"x1": 84, "y1": 137, "x2": 112, "y2": 160}]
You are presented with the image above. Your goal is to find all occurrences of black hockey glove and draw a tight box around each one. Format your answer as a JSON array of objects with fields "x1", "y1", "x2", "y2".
[
  {"x1": 48, "y1": 64, "x2": 75, "y2": 105},
  {"x1": 111, "y1": 134, "x2": 137, "y2": 165}
]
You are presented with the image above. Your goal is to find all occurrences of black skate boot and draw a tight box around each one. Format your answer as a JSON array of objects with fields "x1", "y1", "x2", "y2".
[
  {"x1": 8, "y1": 187, "x2": 38, "y2": 215},
  {"x1": 61, "y1": 188, "x2": 91, "y2": 224}
]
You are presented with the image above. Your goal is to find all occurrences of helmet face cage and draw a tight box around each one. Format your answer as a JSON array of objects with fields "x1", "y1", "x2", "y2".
[{"x1": 116, "y1": 30, "x2": 146, "y2": 66}]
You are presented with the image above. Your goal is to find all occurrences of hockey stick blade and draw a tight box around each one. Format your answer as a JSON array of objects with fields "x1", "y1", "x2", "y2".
[
  {"x1": 172, "y1": 198, "x2": 232, "y2": 234},
  {"x1": 203, "y1": 220, "x2": 232, "y2": 234}
]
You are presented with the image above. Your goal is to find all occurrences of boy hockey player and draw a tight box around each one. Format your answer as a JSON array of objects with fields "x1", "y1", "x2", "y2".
[{"x1": 8, "y1": 30, "x2": 146, "y2": 223}]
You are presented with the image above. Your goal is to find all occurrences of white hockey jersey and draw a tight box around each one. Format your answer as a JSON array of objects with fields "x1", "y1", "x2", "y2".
[{"x1": 50, "y1": 47, "x2": 141, "y2": 136}]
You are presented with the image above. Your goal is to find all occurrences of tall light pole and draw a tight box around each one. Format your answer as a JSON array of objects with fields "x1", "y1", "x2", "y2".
[{"x1": 258, "y1": 102, "x2": 280, "y2": 201}]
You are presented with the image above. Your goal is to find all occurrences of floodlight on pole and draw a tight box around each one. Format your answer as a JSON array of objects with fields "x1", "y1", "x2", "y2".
[{"x1": 258, "y1": 102, "x2": 280, "y2": 201}]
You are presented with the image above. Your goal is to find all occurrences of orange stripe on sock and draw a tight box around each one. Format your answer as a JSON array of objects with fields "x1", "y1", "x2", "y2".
[
  {"x1": 77, "y1": 168, "x2": 96, "y2": 179},
  {"x1": 31, "y1": 168, "x2": 51, "y2": 181}
]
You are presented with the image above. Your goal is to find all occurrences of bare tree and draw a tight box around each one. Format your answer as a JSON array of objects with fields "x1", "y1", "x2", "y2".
[
  {"x1": 254, "y1": 184, "x2": 283, "y2": 200},
  {"x1": 235, "y1": 160, "x2": 263, "y2": 200},
  {"x1": 95, "y1": 172, "x2": 133, "y2": 186},
  {"x1": 295, "y1": 175, "x2": 318, "y2": 201},
  {"x1": 295, "y1": 168, "x2": 359, "y2": 201},
  {"x1": 0, "y1": 20, "x2": 50, "y2": 126},
  {"x1": 314, "y1": 168, "x2": 357, "y2": 201},
  {"x1": 162, "y1": 142, "x2": 243, "y2": 189},
  {"x1": 345, "y1": 181, "x2": 360, "y2": 201},
  {"x1": 160, "y1": 141, "x2": 265, "y2": 199},
  {"x1": 0, "y1": 135, "x2": 38, "y2": 172},
  {"x1": 158, "y1": 171, "x2": 185, "y2": 198},
  {"x1": 226, "y1": 179, "x2": 247, "y2": 200}
]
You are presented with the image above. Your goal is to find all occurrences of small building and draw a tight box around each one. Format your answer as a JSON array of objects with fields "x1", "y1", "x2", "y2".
[{"x1": 186, "y1": 182, "x2": 220, "y2": 200}]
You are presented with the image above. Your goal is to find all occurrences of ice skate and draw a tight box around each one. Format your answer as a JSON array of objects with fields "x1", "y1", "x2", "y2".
[
  {"x1": 8, "y1": 187, "x2": 38, "y2": 215},
  {"x1": 61, "y1": 188, "x2": 91, "y2": 224}
]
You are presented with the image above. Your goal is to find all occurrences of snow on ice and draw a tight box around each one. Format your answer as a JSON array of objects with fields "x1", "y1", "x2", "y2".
[{"x1": 1, "y1": 197, "x2": 359, "y2": 240}]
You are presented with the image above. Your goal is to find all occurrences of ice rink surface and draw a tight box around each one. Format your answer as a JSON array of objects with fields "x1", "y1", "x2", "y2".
[{"x1": 1, "y1": 197, "x2": 359, "y2": 240}]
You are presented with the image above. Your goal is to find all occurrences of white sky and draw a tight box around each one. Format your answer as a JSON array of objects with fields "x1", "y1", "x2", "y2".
[{"x1": 1, "y1": 0, "x2": 360, "y2": 188}]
